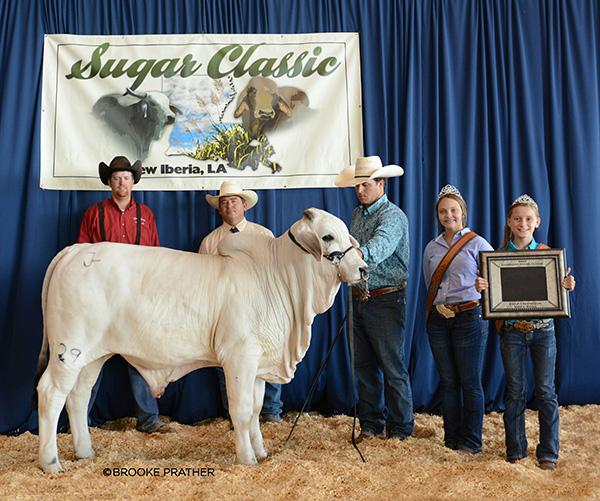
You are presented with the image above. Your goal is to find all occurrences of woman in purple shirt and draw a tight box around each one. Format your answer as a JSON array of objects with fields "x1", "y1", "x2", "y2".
[{"x1": 423, "y1": 185, "x2": 493, "y2": 453}]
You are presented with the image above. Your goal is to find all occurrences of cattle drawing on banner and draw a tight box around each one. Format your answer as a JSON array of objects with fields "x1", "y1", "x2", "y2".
[
  {"x1": 164, "y1": 75, "x2": 309, "y2": 174},
  {"x1": 93, "y1": 87, "x2": 182, "y2": 160},
  {"x1": 40, "y1": 34, "x2": 363, "y2": 190}
]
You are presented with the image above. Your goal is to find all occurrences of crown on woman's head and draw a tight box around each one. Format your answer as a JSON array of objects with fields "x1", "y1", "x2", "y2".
[
  {"x1": 437, "y1": 184, "x2": 463, "y2": 201},
  {"x1": 511, "y1": 194, "x2": 538, "y2": 210}
]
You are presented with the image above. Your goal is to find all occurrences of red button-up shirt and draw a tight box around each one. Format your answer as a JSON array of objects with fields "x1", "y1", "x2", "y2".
[{"x1": 77, "y1": 197, "x2": 160, "y2": 246}]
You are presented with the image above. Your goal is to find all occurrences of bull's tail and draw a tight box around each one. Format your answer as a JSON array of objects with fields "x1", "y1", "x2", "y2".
[{"x1": 34, "y1": 246, "x2": 75, "y2": 404}]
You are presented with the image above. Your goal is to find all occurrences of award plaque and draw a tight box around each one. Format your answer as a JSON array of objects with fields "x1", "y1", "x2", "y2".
[{"x1": 479, "y1": 249, "x2": 570, "y2": 319}]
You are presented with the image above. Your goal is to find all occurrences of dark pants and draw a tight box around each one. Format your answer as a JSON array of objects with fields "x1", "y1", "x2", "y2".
[
  {"x1": 89, "y1": 363, "x2": 161, "y2": 431},
  {"x1": 500, "y1": 328, "x2": 559, "y2": 463},
  {"x1": 353, "y1": 291, "x2": 414, "y2": 437},
  {"x1": 427, "y1": 306, "x2": 487, "y2": 452},
  {"x1": 216, "y1": 367, "x2": 283, "y2": 418}
]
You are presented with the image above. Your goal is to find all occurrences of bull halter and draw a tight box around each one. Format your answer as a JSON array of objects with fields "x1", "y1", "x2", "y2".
[{"x1": 287, "y1": 230, "x2": 356, "y2": 265}]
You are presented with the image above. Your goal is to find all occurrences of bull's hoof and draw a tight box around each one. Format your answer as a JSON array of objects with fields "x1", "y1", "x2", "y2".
[
  {"x1": 255, "y1": 447, "x2": 268, "y2": 460},
  {"x1": 41, "y1": 460, "x2": 64, "y2": 474},
  {"x1": 236, "y1": 455, "x2": 259, "y2": 465},
  {"x1": 75, "y1": 448, "x2": 95, "y2": 460}
]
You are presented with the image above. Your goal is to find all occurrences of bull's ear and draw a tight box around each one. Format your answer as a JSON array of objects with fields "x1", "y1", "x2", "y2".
[
  {"x1": 234, "y1": 100, "x2": 249, "y2": 118},
  {"x1": 297, "y1": 227, "x2": 322, "y2": 262},
  {"x1": 277, "y1": 97, "x2": 292, "y2": 116},
  {"x1": 292, "y1": 212, "x2": 322, "y2": 262},
  {"x1": 291, "y1": 90, "x2": 309, "y2": 107},
  {"x1": 303, "y1": 209, "x2": 316, "y2": 221},
  {"x1": 234, "y1": 85, "x2": 250, "y2": 118},
  {"x1": 350, "y1": 235, "x2": 360, "y2": 248}
]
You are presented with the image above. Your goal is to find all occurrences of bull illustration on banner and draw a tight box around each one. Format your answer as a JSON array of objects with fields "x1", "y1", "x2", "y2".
[
  {"x1": 93, "y1": 76, "x2": 310, "y2": 173},
  {"x1": 93, "y1": 88, "x2": 182, "y2": 159}
]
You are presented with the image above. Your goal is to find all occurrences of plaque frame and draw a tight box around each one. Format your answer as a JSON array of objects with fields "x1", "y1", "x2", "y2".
[{"x1": 479, "y1": 248, "x2": 570, "y2": 319}]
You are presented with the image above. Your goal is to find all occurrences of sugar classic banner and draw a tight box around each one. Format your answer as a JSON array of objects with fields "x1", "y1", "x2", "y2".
[{"x1": 40, "y1": 33, "x2": 363, "y2": 191}]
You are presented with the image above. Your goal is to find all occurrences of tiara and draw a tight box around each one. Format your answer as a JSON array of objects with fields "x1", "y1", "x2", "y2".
[
  {"x1": 437, "y1": 184, "x2": 463, "y2": 201},
  {"x1": 511, "y1": 194, "x2": 538, "y2": 209}
]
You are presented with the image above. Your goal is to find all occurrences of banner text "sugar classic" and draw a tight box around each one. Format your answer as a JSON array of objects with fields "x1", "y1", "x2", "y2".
[{"x1": 65, "y1": 43, "x2": 341, "y2": 90}]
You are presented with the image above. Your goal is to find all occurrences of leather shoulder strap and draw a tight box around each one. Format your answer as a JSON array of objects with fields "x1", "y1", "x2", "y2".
[{"x1": 426, "y1": 232, "x2": 478, "y2": 318}]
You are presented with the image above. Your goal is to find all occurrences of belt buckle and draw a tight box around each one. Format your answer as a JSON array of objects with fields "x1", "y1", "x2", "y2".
[
  {"x1": 435, "y1": 304, "x2": 456, "y2": 319},
  {"x1": 513, "y1": 320, "x2": 535, "y2": 333}
]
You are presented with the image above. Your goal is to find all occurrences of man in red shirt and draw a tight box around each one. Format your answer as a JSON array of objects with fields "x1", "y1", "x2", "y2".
[
  {"x1": 78, "y1": 156, "x2": 170, "y2": 433},
  {"x1": 78, "y1": 157, "x2": 159, "y2": 246}
]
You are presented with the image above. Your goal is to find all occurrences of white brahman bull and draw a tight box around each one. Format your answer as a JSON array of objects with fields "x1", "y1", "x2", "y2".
[{"x1": 36, "y1": 208, "x2": 367, "y2": 472}]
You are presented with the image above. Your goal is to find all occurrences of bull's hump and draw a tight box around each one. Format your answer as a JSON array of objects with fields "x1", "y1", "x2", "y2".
[{"x1": 217, "y1": 233, "x2": 272, "y2": 258}]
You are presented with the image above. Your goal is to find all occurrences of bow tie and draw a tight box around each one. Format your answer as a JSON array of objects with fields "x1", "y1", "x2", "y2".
[{"x1": 230, "y1": 226, "x2": 240, "y2": 233}]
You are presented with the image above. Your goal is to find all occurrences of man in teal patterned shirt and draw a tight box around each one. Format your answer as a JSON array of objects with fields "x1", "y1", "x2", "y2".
[{"x1": 335, "y1": 156, "x2": 414, "y2": 441}]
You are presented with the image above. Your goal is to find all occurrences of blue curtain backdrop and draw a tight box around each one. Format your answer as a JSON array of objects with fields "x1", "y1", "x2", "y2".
[{"x1": 1, "y1": 0, "x2": 599, "y2": 434}]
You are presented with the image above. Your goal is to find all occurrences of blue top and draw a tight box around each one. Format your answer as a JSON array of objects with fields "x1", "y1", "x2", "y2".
[
  {"x1": 350, "y1": 194, "x2": 409, "y2": 290},
  {"x1": 507, "y1": 237, "x2": 538, "y2": 251},
  {"x1": 423, "y1": 227, "x2": 493, "y2": 305},
  {"x1": 503, "y1": 237, "x2": 553, "y2": 330}
]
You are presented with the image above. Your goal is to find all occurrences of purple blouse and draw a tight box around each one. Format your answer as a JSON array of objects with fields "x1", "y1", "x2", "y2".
[{"x1": 423, "y1": 227, "x2": 493, "y2": 305}]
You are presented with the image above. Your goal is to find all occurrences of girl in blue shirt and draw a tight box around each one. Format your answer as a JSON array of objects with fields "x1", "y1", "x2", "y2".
[{"x1": 476, "y1": 194, "x2": 575, "y2": 470}]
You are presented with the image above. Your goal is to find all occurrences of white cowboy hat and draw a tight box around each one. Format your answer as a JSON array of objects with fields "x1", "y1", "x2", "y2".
[
  {"x1": 206, "y1": 180, "x2": 258, "y2": 209},
  {"x1": 334, "y1": 156, "x2": 404, "y2": 187}
]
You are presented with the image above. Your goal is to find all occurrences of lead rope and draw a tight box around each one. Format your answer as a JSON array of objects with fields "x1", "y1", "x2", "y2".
[
  {"x1": 285, "y1": 289, "x2": 366, "y2": 463},
  {"x1": 348, "y1": 285, "x2": 366, "y2": 462},
  {"x1": 285, "y1": 315, "x2": 346, "y2": 443}
]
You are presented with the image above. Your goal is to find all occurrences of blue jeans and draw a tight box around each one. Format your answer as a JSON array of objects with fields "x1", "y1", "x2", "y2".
[
  {"x1": 216, "y1": 367, "x2": 283, "y2": 418},
  {"x1": 88, "y1": 362, "x2": 161, "y2": 431},
  {"x1": 427, "y1": 306, "x2": 487, "y2": 452},
  {"x1": 127, "y1": 365, "x2": 162, "y2": 431},
  {"x1": 353, "y1": 291, "x2": 414, "y2": 437},
  {"x1": 500, "y1": 327, "x2": 559, "y2": 463}
]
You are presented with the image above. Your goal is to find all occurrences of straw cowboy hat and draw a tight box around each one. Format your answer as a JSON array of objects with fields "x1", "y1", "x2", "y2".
[
  {"x1": 334, "y1": 156, "x2": 404, "y2": 187},
  {"x1": 99, "y1": 156, "x2": 142, "y2": 185},
  {"x1": 206, "y1": 180, "x2": 258, "y2": 209}
]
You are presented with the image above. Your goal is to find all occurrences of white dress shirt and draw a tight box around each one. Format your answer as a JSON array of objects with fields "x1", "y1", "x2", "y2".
[{"x1": 198, "y1": 218, "x2": 274, "y2": 255}]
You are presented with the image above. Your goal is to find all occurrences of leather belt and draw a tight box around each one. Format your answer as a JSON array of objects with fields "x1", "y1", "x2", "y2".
[
  {"x1": 434, "y1": 300, "x2": 480, "y2": 319},
  {"x1": 505, "y1": 319, "x2": 552, "y2": 333},
  {"x1": 352, "y1": 285, "x2": 404, "y2": 302}
]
